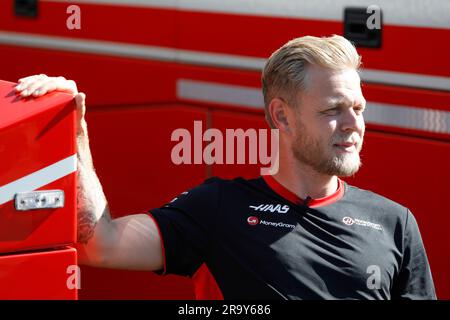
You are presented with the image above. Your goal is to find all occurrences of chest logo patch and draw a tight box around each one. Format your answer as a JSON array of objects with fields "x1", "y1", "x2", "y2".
[
  {"x1": 247, "y1": 216, "x2": 260, "y2": 226},
  {"x1": 342, "y1": 217, "x2": 383, "y2": 231},
  {"x1": 343, "y1": 217, "x2": 355, "y2": 225}
]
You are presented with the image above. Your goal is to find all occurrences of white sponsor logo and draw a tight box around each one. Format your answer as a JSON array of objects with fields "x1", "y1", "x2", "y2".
[
  {"x1": 259, "y1": 219, "x2": 295, "y2": 229},
  {"x1": 342, "y1": 217, "x2": 383, "y2": 231},
  {"x1": 249, "y1": 204, "x2": 290, "y2": 213},
  {"x1": 342, "y1": 217, "x2": 355, "y2": 225}
]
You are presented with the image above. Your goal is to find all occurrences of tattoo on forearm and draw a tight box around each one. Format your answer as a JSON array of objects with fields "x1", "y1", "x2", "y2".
[{"x1": 76, "y1": 139, "x2": 110, "y2": 243}]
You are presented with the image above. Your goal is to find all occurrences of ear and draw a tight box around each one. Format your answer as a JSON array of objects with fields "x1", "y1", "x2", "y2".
[{"x1": 268, "y1": 98, "x2": 292, "y2": 134}]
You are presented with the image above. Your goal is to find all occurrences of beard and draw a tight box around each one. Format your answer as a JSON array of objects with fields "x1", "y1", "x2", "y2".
[{"x1": 292, "y1": 120, "x2": 363, "y2": 177}]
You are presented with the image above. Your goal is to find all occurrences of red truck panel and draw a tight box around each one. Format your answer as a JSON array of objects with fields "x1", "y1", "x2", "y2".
[
  {"x1": 0, "y1": 80, "x2": 77, "y2": 254},
  {"x1": 0, "y1": 247, "x2": 78, "y2": 300}
]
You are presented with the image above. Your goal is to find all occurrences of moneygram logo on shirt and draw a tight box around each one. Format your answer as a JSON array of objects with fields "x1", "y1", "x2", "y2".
[
  {"x1": 247, "y1": 216, "x2": 260, "y2": 226},
  {"x1": 342, "y1": 217, "x2": 383, "y2": 231},
  {"x1": 247, "y1": 216, "x2": 295, "y2": 229}
]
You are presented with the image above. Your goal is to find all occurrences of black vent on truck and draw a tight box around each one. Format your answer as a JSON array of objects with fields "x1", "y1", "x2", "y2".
[
  {"x1": 344, "y1": 7, "x2": 382, "y2": 48},
  {"x1": 15, "y1": 0, "x2": 38, "y2": 18}
]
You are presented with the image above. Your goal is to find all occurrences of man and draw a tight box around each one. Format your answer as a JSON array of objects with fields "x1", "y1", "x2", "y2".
[{"x1": 15, "y1": 35, "x2": 436, "y2": 299}]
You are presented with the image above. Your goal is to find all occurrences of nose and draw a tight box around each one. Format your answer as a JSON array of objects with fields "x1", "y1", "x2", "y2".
[{"x1": 340, "y1": 108, "x2": 364, "y2": 134}]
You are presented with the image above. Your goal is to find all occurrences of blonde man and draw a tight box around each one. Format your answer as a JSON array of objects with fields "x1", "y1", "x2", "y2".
[{"x1": 16, "y1": 35, "x2": 435, "y2": 299}]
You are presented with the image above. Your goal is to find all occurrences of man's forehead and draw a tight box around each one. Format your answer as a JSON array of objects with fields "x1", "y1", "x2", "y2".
[
  {"x1": 308, "y1": 65, "x2": 361, "y2": 89},
  {"x1": 305, "y1": 66, "x2": 363, "y2": 99},
  {"x1": 326, "y1": 93, "x2": 365, "y2": 105}
]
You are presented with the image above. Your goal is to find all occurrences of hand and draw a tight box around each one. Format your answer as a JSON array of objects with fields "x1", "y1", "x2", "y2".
[{"x1": 15, "y1": 74, "x2": 87, "y2": 136}]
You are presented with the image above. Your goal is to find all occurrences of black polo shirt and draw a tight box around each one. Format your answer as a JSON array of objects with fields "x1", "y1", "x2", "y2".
[{"x1": 148, "y1": 176, "x2": 436, "y2": 300}]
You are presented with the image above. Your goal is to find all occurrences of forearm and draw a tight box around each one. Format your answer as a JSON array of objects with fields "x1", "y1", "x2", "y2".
[
  {"x1": 75, "y1": 117, "x2": 163, "y2": 271},
  {"x1": 76, "y1": 124, "x2": 111, "y2": 244}
]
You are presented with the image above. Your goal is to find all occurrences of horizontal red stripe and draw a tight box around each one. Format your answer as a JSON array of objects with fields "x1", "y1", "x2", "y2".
[
  {"x1": 362, "y1": 83, "x2": 450, "y2": 112},
  {"x1": 366, "y1": 123, "x2": 450, "y2": 142},
  {"x1": 2, "y1": 42, "x2": 448, "y2": 112},
  {"x1": 0, "y1": 1, "x2": 176, "y2": 48},
  {"x1": 0, "y1": 44, "x2": 179, "y2": 106},
  {"x1": 0, "y1": 2, "x2": 449, "y2": 78},
  {"x1": 179, "y1": 11, "x2": 450, "y2": 78},
  {"x1": 0, "y1": 44, "x2": 448, "y2": 141}
]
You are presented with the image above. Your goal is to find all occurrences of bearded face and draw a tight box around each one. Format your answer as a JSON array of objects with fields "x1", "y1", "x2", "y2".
[
  {"x1": 292, "y1": 115, "x2": 364, "y2": 177},
  {"x1": 286, "y1": 67, "x2": 366, "y2": 177}
]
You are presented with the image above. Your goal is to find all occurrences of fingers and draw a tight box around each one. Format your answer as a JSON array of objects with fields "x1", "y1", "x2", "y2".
[
  {"x1": 15, "y1": 75, "x2": 87, "y2": 137},
  {"x1": 15, "y1": 75, "x2": 78, "y2": 97},
  {"x1": 27, "y1": 78, "x2": 54, "y2": 97},
  {"x1": 17, "y1": 74, "x2": 46, "y2": 84},
  {"x1": 16, "y1": 74, "x2": 47, "y2": 96}
]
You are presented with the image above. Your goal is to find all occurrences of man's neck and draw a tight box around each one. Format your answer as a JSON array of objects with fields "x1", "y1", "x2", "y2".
[{"x1": 273, "y1": 161, "x2": 338, "y2": 200}]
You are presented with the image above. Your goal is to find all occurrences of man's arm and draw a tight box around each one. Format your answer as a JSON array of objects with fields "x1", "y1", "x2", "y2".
[{"x1": 16, "y1": 75, "x2": 164, "y2": 271}]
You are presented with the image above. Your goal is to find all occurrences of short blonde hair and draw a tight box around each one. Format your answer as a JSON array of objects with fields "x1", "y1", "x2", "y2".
[{"x1": 261, "y1": 35, "x2": 361, "y2": 128}]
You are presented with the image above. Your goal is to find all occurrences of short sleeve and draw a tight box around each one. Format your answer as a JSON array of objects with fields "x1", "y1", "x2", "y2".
[
  {"x1": 392, "y1": 209, "x2": 437, "y2": 299},
  {"x1": 148, "y1": 178, "x2": 221, "y2": 277}
]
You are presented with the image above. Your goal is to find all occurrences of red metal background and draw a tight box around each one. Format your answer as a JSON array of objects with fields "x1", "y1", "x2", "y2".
[{"x1": 0, "y1": 0, "x2": 448, "y2": 299}]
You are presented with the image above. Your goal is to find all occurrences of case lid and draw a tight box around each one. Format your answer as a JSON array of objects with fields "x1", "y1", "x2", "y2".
[{"x1": 0, "y1": 80, "x2": 75, "y2": 130}]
